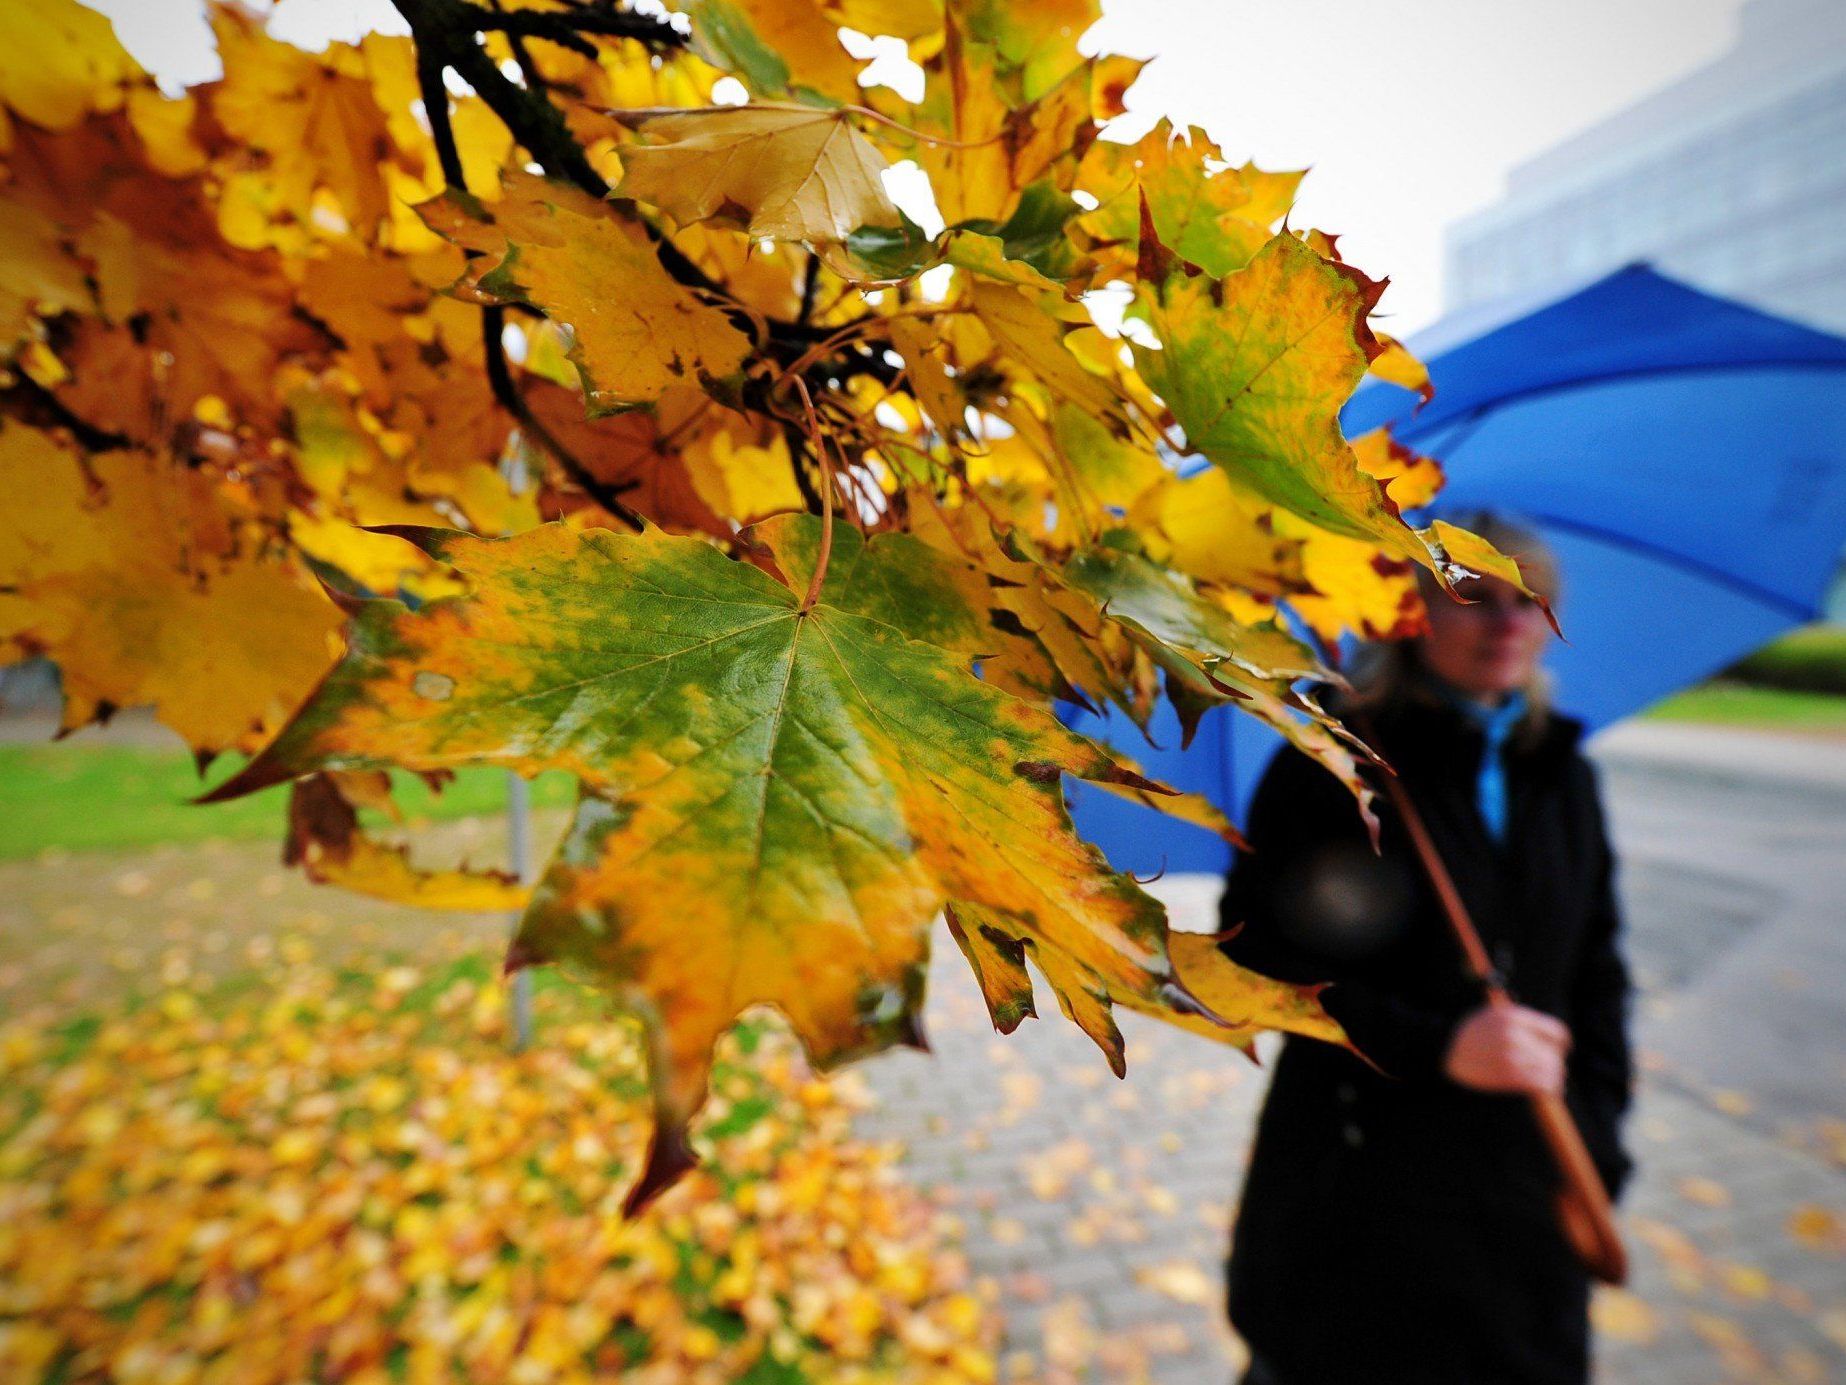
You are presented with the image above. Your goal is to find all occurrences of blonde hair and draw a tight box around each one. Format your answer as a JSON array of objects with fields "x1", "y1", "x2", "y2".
[{"x1": 1346, "y1": 512, "x2": 1560, "y2": 746}]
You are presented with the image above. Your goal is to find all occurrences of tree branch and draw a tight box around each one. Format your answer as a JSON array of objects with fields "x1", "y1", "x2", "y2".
[
  {"x1": 417, "y1": 45, "x2": 467, "y2": 188},
  {"x1": 790, "y1": 377, "x2": 835, "y2": 612},
  {"x1": 391, "y1": 0, "x2": 864, "y2": 346},
  {"x1": 477, "y1": 5, "x2": 687, "y2": 51},
  {"x1": 797, "y1": 253, "x2": 822, "y2": 325},
  {"x1": 408, "y1": 17, "x2": 643, "y2": 531},
  {"x1": 393, "y1": 0, "x2": 899, "y2": 471},
  {"x1": 399, "y1": 0, "x2": 611, "y2": 190}
]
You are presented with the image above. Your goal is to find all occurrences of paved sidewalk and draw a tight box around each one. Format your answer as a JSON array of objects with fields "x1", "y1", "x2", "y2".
[{"x1": 853, "y1": 728, "x2": 1846, "y2": 1383}]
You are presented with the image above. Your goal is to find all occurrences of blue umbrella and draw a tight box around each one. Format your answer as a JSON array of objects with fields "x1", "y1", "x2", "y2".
[{"x1": 1067, "y1": 265, "x2": 1846, "y2": 876}]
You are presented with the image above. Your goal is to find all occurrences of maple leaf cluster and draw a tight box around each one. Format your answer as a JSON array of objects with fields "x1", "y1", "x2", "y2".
[
  {"x1": 0, "y1": 0, "x2": 1536, "y2": 1203},
  {"x1": 0, "y1": 956, "x2": 996, "y2": 1382}
]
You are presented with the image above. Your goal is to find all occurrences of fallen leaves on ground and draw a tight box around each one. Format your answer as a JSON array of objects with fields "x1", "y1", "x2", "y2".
[
  {"x1": 0, "y1": 954, "x2": 997, "y2": 1384},
  {"x1": 1787, "y1": 1205, "x2": 1845, "y2": 1255},
  {"x1": 1591, "y1": 1286, "x2": 1661, "y2": 1344},
  {"x1": 1132, "y1": 1260, "x2": 1215, "y2": 1307},
  {"x1": 1677, "y1": 1174, "x2": 1734, "y2": 1208}
]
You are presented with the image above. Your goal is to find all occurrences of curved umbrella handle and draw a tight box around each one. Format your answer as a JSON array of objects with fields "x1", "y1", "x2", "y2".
[
  {"x1": 1361, "y1": 727, "x2": 1631, "y2": 1285},
  {"x1": 1533, "y1": 1085, "x2": 1629, "y2": 1284}
]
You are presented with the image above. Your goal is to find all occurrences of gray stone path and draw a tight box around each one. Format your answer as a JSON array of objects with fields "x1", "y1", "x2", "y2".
[{"x1": 853, "y1": 725, "x2": 1846, "y2": 1383}]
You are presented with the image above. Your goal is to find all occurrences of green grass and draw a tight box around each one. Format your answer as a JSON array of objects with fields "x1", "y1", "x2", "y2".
[
  {"x1": 8, "y1": 676, "x2": 1844, "y2": 861},
  {"x1": 1726, "y1": 623, "x2": 1846, "y2": 695},
  {"x1": 0, "y1": 742, "x2": 576, "y2": 861},
  {"x1": 1643, "y1": 681, "x2": 1846, "y2": 731}
]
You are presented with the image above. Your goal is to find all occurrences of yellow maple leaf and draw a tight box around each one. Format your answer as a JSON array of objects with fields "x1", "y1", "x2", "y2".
[
  {"x1": 0, "y1": 201, "x2": 90, "y2": 348},
  {"x1": 615, "y1": 103, "x2": 902, "y2": 248},
  {"x1": 0, "y1": 0, "x2": 142, "y2": 134},
  {"x1": 0, "y1": 422, "x2": 341, "y2": 755},
  {"x1": 684, "y1": 0, "x2": 867, "y2": 105},
  {"x1": 205, "y1": 4, "x2": 412, "y2": 241},
  {"x1": 421, "y1": 171, "x2": 752, "y2": 411}
]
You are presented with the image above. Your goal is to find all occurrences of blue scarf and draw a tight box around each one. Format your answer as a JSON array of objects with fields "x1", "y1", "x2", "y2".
[{"x1": 1442, "y1": 686, "x2": 1527, "y2": 843}]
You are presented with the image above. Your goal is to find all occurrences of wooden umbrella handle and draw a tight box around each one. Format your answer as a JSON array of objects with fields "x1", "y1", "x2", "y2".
[
  {"x1": 1369, "y1": 752, "x2": 1630, "y2": 1285},
  {"x1": 1532, "y1": 1086, "x2": 1630, "y2": 1283}
]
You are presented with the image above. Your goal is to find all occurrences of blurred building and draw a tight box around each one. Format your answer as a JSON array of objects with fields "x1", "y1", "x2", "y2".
[{"x1": 1445, "y1": 0, "x2": 1846, "y2": 334}]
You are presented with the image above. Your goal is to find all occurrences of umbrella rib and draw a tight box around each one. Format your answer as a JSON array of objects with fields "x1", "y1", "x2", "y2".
[
  {"x1": 1385, "y1": 359, "x2": 1846, "y2": 445},
  {"x1": 1491, "y1": 509, "x2": 1822, "y2": 624}
]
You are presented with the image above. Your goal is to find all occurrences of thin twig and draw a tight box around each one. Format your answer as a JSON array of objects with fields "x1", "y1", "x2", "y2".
[
  {"x1": 770, "y1": 305, "x2": 962, "y2": 391},
  {"x1": 832, "y1": 402, "x2": 938, "y2": 503},
  {"x1": 486, "y1": 0, "x2": 548, "y2": 92},
  {"x1": 1014, "y1": 402, "x2": 1101, "y2": 546},
  {"x1": 771, "y1": 319, "x2": 889, "y2": 393}
]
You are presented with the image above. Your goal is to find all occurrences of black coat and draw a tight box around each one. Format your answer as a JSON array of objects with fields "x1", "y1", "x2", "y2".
[{"x1": 1220, "y1": 695, "x2": 1634, "y2": 1385}]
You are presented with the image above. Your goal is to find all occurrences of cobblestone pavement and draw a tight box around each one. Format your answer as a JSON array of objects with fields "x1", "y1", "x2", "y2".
[{"x1": 853, "y1": 725, "x2": 1846, "y2": 1384}]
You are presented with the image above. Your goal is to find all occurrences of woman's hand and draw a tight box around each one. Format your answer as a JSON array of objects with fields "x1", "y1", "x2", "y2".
[{"x1": 1443, "y1": 1003, "x2": 1571, "y2": 1094}]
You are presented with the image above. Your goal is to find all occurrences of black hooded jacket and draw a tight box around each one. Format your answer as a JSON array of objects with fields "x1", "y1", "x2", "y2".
[{"x1": 1220, "y1": 694, "x2": 1633, "y2": 1385}]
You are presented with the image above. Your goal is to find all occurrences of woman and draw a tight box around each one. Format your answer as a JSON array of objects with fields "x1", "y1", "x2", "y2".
[{"x1": 1221, "y1": 518, "x2": 1634, "y2": 1385}]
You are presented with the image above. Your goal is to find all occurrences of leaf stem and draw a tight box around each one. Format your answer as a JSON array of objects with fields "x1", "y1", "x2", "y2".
[
  {"x1": 841, "y1": 103, "x2": 1005, "y2": 150},
  {"x1": 791, "y1": 377, "x2": 835, "y2": 613},
  {"x1": 1016, "y1": 404, "x2": 1101, "y2": 545}
]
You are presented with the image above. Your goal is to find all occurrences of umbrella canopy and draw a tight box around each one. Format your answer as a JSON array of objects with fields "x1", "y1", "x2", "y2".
[{"x1": 1068, "y1": 265, "x2": 1846, "y2": 876}]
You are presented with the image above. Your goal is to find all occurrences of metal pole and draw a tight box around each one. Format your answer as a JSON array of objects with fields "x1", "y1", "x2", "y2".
[{"x1": 507, "y1": 771, "x2": 535, "y2": 1052}]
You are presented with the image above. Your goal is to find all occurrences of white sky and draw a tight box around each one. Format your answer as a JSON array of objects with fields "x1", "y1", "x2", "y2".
[{"x1": 93, "y1": 0, "x2": 1746, "y2": 331}]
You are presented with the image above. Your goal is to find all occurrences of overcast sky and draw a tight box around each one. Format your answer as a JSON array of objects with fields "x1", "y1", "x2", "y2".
[{"x1": 94, "y1": 0, "x2": 1747, "y2": 331}]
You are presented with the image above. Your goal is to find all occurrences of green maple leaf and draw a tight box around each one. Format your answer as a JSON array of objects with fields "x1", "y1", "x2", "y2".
[
  {"x1": 1132, "y1": 231, "x2": 1412, "y2": 550},
  {"x1": 208, "y1": 515, "x2": 1203, "y2": 1208},
  {"x1": 1057, "y1": 542, "x2": 1377, "y2": 827}
]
